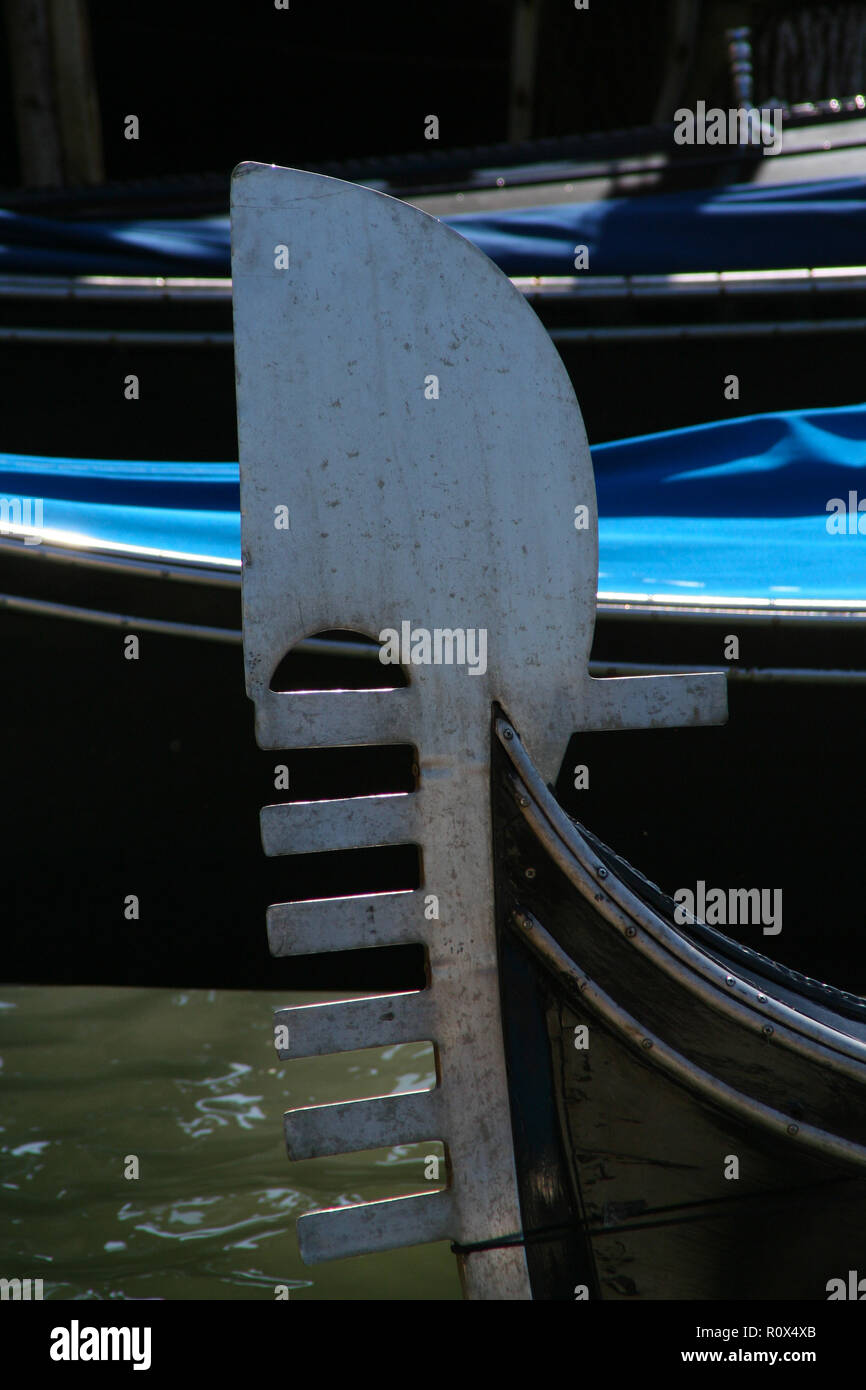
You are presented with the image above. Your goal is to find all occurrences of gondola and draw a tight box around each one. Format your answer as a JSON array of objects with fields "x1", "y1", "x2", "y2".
[{"x1": 222, "y1": 160, "x2": 866, "y2": 1300}]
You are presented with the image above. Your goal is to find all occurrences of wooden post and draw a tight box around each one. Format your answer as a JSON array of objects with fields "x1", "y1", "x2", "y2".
[
  {"x1": 48, "y1": 0, "x2": 104, "y2": 185},
  {"x1": 4, "y1": 0, "x2": 63, "y2": 186},
  {"x1": 508, "y1": 0, "x2": 541, "y2": 143},
  {"x1": 3, "y1": 0, "x2": 104, "y2": 188}
]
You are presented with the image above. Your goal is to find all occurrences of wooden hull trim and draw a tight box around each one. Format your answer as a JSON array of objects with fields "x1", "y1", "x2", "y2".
[{"x1": 495, "y1": 716, "x2": 866, "y2": 1073}]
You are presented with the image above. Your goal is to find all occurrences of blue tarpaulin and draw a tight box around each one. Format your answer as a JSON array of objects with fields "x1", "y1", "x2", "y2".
[
  {"x1": 0, "y1": 209, "x2": 231, "y2": 277},
  {"x1": 2, "y1": 176, "x2": 866, "y2": 277},
  {"x1": 3, "y1": 404, "x2": 865, "y2": 605},
  {"x1": 446, "y1": 177, "x2": 866, "y2": 276},
  {"x1": 592, "y1": 404, "x2": 866, "y2": 602}
]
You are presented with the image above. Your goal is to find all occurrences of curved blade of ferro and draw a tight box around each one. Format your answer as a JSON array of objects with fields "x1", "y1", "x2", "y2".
[{"x1": 230, "y1": 161, "x2": 728, "y2": 1300}]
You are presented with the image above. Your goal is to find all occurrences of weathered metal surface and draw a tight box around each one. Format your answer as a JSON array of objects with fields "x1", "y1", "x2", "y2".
[
  {"x1": 298, "y1": 1191, "x2": 456, "y2": 1265},
  {"x1": 260, "y1": 791, "x2": 421, "y2": 857},
  {"x1": 231, "y1": 160, "x2": 726, "y2": 1298},
  {"x1": 286, "y1": 1090, "x2": 441, "y2": 1160},
  {"x1": 231, "y1": 160, "x2": 725, "y2": 782},
  {"x1": 273, "y1": 991, "x2": 430, "y2": 1058},
  {"x1": 267, "y1": 890, "x2": 424, "y2": 957},
  {"x1": 252, "y1": 688, "x2": 416, "y2": 751}
]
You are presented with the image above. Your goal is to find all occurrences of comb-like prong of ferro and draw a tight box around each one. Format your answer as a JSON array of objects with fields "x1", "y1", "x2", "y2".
[
  {"x1": 274, "y1": 990, "x2": 432, "y2": 1058},
  {"x1": 298, "y1": 1191, "x2": 456, "y2": 1265},
  {"x1": 252, "y1": 688, "x2": 418, "y2": 752},
  {"x1": 267, "y1": 891, "x2": 425, "y2": 957},
  {"x1": 286, "y1": 1089, "x2": 441, "y2": 1160},
  {"x1": 260, "y1": 791, "x2": 423, "y2": 858},
  {"x1": 231, "y1": 161, "x2": 727, "y2": 1299}
]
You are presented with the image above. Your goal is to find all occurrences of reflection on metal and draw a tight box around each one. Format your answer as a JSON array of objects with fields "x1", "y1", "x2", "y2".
[
  {"x1": 231, "y1": 162, "x2": 725, "y2": 1298},
  {"x1": 516, "y1": 266, "x2": 866, "y2": 301},
  {"x1": 599, "y1": 597, "x2": 866, "y2": 623},
  {"x1": 0, "y1": 535, "x2": 240, "y2": 583},
  {"x1": 590, "y1": 660, "x2": 866, "y2": 686}
]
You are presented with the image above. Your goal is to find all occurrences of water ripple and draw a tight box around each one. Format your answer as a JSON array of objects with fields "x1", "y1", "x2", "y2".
[{"x1": 0, "y1": 986, "x2": 460, "y2": 1299}]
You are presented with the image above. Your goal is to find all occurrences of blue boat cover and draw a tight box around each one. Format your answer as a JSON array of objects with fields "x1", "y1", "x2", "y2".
[
  {"x1": 2, "y1": 176, "x2": 866, "y2": 277},
  {"x1": 3, "y1": 404, "x2": 865, "y2": 606},
  {"x1": 592, "y1": 404, "x2": 866, "y2": 604},
  {"x1": 446, "y1": 177, "x2": 866, "y2": 276}
]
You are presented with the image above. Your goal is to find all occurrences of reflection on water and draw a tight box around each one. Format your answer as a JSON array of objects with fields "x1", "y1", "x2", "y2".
[{"x1": 0, "y1": 987, "x2": 461, "y2": 1300}]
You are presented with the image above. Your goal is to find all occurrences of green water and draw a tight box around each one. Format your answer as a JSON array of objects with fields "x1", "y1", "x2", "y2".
[{"x1": 0, "y1": 986, "x2": 461, "y2": 1300}]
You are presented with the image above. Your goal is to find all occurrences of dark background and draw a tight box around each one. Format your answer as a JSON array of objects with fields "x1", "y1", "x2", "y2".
[{"x1": 4, "y1": 0, "x2": 860, "y2": 192}]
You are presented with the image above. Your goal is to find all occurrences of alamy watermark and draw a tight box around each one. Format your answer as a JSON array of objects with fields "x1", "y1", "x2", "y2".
[
  {"x1": 674, "y1": 881, "x2": 782, "y2": 935},
  {"x1": 826, "y1": 491, "x2": 866, "y2": 534},
  {"x1": 0, "y1": 496, "x2": 43, "y2": 546},
  {"x1": 49, "y1": 1321, "x2": 151, "y2": 1370},
  {"x1": 674, "y1": 101, "x2": 782, "y2": 157},
  {"x1": 827, "y1": 1270, "x2": 866, "y2": 1299},
  {"x1": 378, "y1": 621, "x2": 487, "y2": 676},
  {"x1": 0, "y1": 1276, "x2": 43, "y2": 1300}
]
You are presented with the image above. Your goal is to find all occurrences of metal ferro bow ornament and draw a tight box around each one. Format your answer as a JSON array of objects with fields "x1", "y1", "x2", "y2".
[{"x1": 230, "y1": 162, "x2": 727, "y2": 1300}]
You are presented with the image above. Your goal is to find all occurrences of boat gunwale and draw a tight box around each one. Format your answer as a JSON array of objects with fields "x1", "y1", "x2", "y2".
[
  {"x1": 511, "y1": 904, "x2": 866, "y2": 1173},
  {"x1": 495, "y1": 717, "x2": 866, "y2": 1078},
  {"x1": 7, "y1": 537, "x2": 866, "y2": 629},
  {"x1": 3, "y1": 265, "x2": 865, "y2": 306},
  {"x1": 0, "y1": 534, "x2": 240, "y2": 580}
]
